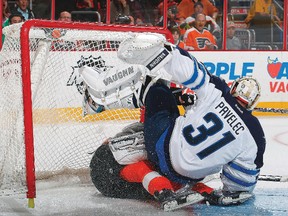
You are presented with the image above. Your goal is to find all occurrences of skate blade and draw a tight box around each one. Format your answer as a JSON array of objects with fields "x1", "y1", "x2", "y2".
[
  {"x1": 163, "y1": 193, "x2": 204, "y2": 211},
  {"x1": 221, "y1": 193, "x2": 254, "y2": 205}
]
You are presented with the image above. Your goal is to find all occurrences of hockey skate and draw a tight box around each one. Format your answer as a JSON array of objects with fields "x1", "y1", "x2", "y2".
[
  {"x1": 154, "y1": 189, "x2": 204, "y2": 211},
  {"x1": 218, "y1": 191, "x2": 254, "y2": 205},
  {"x1": 202, "y1": 190, "x2": 254, "y2": 206}
]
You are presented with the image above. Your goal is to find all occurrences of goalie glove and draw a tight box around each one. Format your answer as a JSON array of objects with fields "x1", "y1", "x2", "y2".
[
  {"x1": 179, "y1": 93, "x2": 197, "y2": 107},
  {"x1": 172, "y1": 87, "x2": 197, "y2": 107},
  {"x1": 180, "y1": 88, "x2": 197, "y2": 106},
  {"x1": 117, "y1": 33, "x2": 175, "y2": 74}
]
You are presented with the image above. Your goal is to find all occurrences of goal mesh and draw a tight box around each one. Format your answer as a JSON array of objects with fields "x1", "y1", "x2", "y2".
[{"x1": 0, "y1": 20, "x2": 171, "y2": 198}]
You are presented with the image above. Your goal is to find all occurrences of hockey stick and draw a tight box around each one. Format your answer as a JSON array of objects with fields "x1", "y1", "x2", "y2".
[
  {"x1": 254, "y1": 107, "x2": 288, "y2": 114},
  {"x1": 203, "y1": 174, "x2": 288, "y2": 183},
  {"x1": 257, "y1": 175, "x2": 288, "y2": 182}
]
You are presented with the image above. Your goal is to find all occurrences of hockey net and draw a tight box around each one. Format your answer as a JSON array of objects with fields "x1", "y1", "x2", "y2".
[{"x1": 0, "y1": 20, "x2": 172, "y2": 204}]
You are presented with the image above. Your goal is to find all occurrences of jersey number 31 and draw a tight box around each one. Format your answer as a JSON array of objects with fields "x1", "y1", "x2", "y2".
[{"x1": 183, "y1": 112, "x2": 236, "y2": 159}]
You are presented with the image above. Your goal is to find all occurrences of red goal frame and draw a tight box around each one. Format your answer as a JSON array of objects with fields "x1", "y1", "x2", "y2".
[{"x1": 19, "y1": 19, "x2": 173, "y2": 206}]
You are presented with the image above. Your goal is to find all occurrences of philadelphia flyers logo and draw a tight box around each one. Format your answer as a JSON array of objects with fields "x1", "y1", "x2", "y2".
[{"x1": 196, "y1": 38, "x2": 211, "y2": 49}]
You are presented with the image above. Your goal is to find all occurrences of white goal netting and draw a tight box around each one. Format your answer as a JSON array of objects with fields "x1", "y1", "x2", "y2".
[{"x1": 0, "y1": 21, "x2": 168, "y2": 197}]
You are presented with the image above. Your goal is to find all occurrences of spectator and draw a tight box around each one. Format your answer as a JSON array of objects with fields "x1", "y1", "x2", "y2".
[
  {"x1": 177, "y1": 0, "x2": 218, "y2": 22},
  {"x1": 46, "y1": 11, "x2": 75, "y2": 51},
  {"x1": 2, "y1": 12, "x2": 25, "y2": 43},
  {"x1": 58, "y1": 11, "x2": 72, "y2": 22},
  {"x1": 244, "y1": 0, "x2": 281, "y2": 27},
  {"x1": 128, "y1": 0, "x2": 153, "y2": 25},
  {"x1": 226, "y1": 21, "x2": 245, "y2": 50},
  {"x1": 157, "y1": 0, "x2": 178, "y2": 16},
  {"x1": 185, "y1": 2, "x2": 221, "y2": 42},
  {"x1": 3, "y1": 11, "x2": 24, "y2": 27},
  {"x1": 244, "y1": 0, "x2": 282, "y2": 43},
  {"x1": 73, "y1": 0, "x2": 99, "y2": 22},
  {"x1": 55, "y1": 1, "x2": 75, "y2": 20},
  {"x1": 170, "y1": 26, "x2": 185, "y2": 49},
  {"x1": 2, "y1": 0, "x2": 11, "y2": 25},
  {"x1": 33, "y1": 0, "x2": 51, "y2": 19},
  {"x1": 110, "y1": 0, "x2": 130, "y2": 24},
  {"x1": 114, "y1": 15, "x2": 134, "y2": 25},
  {"x1": 8, "y1": 11, "x2": 25, "y2": 24},
  {"x1": 183, "y1": 13, "x2": 217, "y2": 50},
  {"x1": 46, "y1": 11, "x2": 71, "y2": 41},
  {"x1": 75, "y1": 0, "x2": 95, "y2": 9},
  {"x1": 156, "y1": 4, "x2": 179, "y2": 29},
  {"x1": 11, "y1": 0, "x2": 35, "y2": 20}
]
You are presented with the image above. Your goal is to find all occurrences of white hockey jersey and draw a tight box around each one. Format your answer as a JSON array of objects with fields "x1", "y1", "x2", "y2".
[{"x1": 159, "y1": 48, "x2": 266, "y2": 192}]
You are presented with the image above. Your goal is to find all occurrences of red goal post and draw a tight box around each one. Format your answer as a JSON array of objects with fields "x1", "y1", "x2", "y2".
[{"x1": 0, "y1": 20, "x2": 173, "y2": 207}]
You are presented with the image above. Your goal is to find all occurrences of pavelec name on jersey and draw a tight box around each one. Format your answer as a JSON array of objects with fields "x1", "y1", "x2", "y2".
[{"x1": 214, "y1": 101, "x2": 245, "y2": 136}]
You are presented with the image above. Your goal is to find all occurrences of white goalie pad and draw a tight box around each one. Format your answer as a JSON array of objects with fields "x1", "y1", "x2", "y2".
[
  {"x1": 109, "y1": 131, "x2": 147, "y2": 165},
  {"x1": 79, "y1": 64, "x2": 147, "y2": 110},
  {"x1": 117, "y1": 33, "x2": 174, "y2": 74}
]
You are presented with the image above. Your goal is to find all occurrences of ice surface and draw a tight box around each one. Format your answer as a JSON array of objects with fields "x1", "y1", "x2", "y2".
[{"x1": 1, "y1": 117, "x2": 288, "y2": 216}]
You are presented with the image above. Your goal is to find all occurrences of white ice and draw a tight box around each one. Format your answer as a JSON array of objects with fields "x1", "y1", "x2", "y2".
[{"x1": 1, "y1": 116, "x2": 288, "y2": 216}]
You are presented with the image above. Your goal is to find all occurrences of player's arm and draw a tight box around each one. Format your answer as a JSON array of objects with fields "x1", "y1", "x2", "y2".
[{"x1": 117, "y1": 33, "x2": 210, "y2": 95}]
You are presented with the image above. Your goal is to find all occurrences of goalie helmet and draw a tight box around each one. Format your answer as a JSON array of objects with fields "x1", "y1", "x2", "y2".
[{"x1": 230, "y1": 77, "x2": 261, "y2": 110}]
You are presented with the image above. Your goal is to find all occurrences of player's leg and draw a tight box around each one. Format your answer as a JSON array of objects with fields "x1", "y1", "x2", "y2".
[
  {"x1": 90, "y1": 144, "x2": 152, "y2": 200},
  {"x1": 119, "y1": 160, "x2": 180, "y2": 195}
]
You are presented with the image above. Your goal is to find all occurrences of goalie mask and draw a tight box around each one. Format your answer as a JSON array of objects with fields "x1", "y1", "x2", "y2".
[{"x1": 230, "y1": 77, "x2": 261, "y2": 110}]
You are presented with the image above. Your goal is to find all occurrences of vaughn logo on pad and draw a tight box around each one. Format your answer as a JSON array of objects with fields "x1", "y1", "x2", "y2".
[{"x1": 103, "y1": 66, "x2": 134, "y2": 86}]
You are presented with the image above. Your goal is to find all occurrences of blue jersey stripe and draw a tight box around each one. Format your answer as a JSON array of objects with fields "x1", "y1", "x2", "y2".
[
  {"x1": 228, "y1": 162, "x2": 260, "y2": 176},
  {"x1": 155, "y1": 124, "x2": 201, "y2": 184},
  {"x1": 223, "y1": 170, "x2": 257, "y2": 187},
  {"x1": 182, "y1": 64, "x2": 198, "y2": 86},
  {"x1": 190, "y1": 63, "x2": 206, "y2": 90}
]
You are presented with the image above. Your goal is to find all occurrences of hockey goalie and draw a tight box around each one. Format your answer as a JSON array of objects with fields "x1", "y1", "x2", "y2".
[
  {"x1": 82, "y1": 33, "x2": 265, "y2": 211},
  {"x1": 79, "y1": 33, "x2": 196, "y2": 116}
]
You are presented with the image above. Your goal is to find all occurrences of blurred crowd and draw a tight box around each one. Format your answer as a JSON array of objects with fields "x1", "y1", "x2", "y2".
[{"x1": 2, "y1": 0, "x2": 285, "y2": 50}]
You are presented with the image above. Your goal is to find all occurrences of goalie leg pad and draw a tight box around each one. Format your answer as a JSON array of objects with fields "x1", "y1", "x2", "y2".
[
  {"x1": 109, "y1": 130, "x2": 147, "y2": 165},
  {"x1": 79, "y1": 64, "x2": 147, "y2": 109}
]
